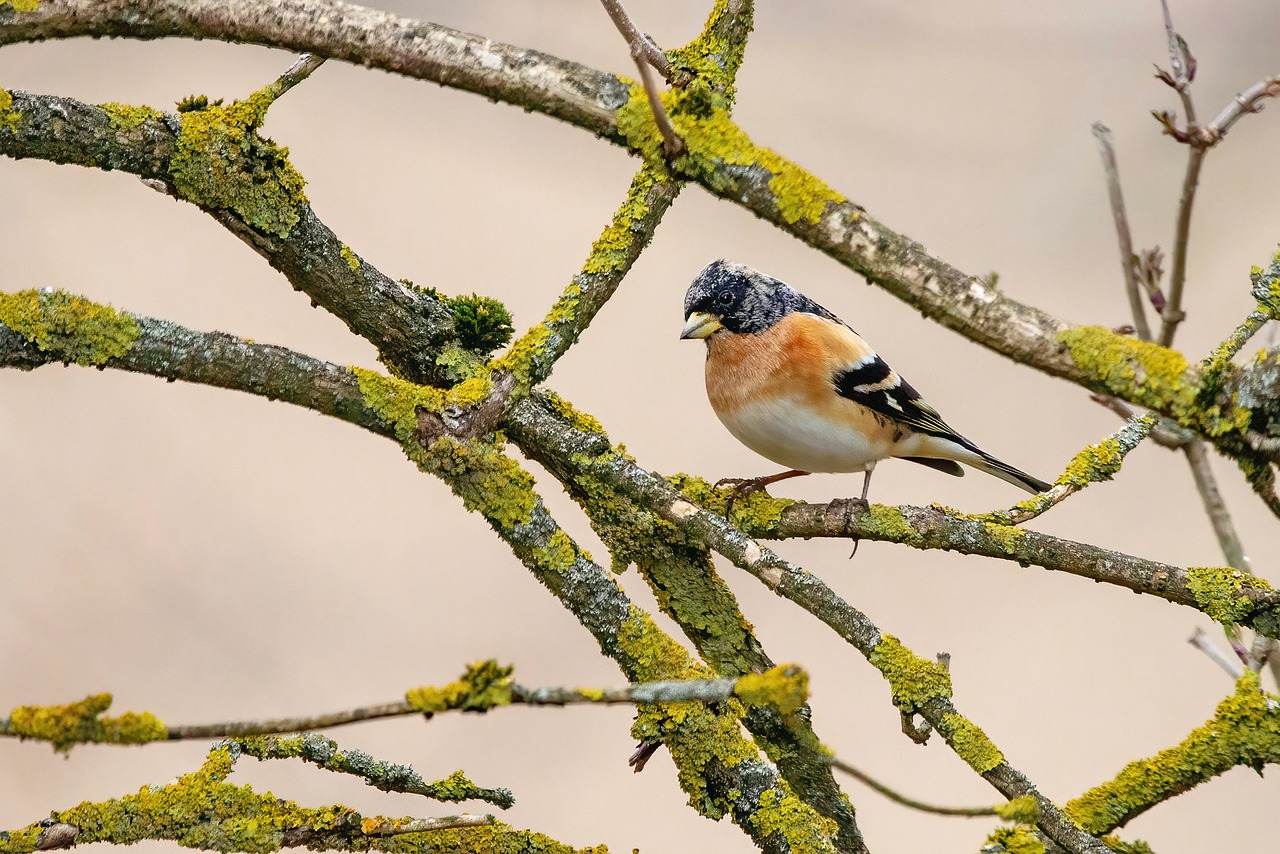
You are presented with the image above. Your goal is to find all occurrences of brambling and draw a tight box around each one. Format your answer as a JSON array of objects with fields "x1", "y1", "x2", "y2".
[{"x1": 680, "y1": 260, "x2": 1051, "y2": 505}]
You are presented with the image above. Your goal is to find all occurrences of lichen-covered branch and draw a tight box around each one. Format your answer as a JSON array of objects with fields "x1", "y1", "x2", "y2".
[
  {"x1": 0, "y1": 84, "x2": 464, "y2": 383},
  {"x1": 1064, "y1": 672, "x2": 1280, "y2": 835},
  {"x1": 231, "y1": 733, "x2": 515, "y2": 809},
  {"x1": 503, "y1": 395, "x2": 1110, "y2": 854},
  {"x1": 0, "y1": 740, "x2": 595, "y2": 854},
  {"x1": 512, "y1": 393, "x2": 863, "y2": 853},
  {"x1": 0, "y1": 0, "x2": 630, "y2": 138}
]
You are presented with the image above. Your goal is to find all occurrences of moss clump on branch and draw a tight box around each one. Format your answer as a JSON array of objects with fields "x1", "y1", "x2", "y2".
[
  {"x1": 169, "y1": 92, "x2": 307, "y2": 239},
  {"x1": 448, "y1": 293, "x2": 515, "y2": 356},
  {"x1": 0, "y1": 289, "x2": 139, "y2": 366},
  {"x1": 405, "y1": 660, "x2": 514, "y2": 715},
  {"x1": 6, "y1": 693, "x2": 166, "y2": 752}
]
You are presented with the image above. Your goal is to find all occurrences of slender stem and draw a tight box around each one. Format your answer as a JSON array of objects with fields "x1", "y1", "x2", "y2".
[
  {"x1": 1183, "y1": 440, "x2": 1247, "y2": 570},
  {"x1": 598, "y1": 0, "x2": 673, "y2": 79},
  {"x1": 1158, "y1": 146, "x2": 1204, "y2": 345},
  {"x1": 1188, "y1": 628, "x2": 1246, "y2": 679},
  {"x1": 632, "y1": 46, "x2": 685, "y2": 158},
  {"x1": 1091, "y1": 122, "x2": 1150, "y2": 340},
  {"x1": 362, "y1": 816, "x2": 493, "y2": 835},
  {"x1": 257, "y1": 53, "x2": 326, "y2": 107},
  {"x1": 1209, "y1": 76, "x2": 1280, "y2": 137},
  {"x1": 828, "y1": 757, "x2": 997, "y2": 818}
]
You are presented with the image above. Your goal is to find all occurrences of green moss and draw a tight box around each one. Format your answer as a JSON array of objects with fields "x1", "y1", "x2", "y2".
[
  {"x1": 169, "y1": 92, "x2": 307, "y2": 238},
  {"x1": 0, "y1": 86, "x2": 21, "y2": 134},
  {"x1": 994, "y1": 795, "x2": 1039, "y2": 824},
  {"x1": 868, "y1": 635, "x2": 952, "y2": 712},
  {"x1": 98, "y1": 103, "x2": 164, "y2": 132},
  {"x1": 941, "y1": 713, "x2": 1004, "y2": 773},
  {"x1": 984, "y1": 826, "x2": 1045, "y2": 854},
  {"x1": 0, "y1": 0, "x2": 39, "y2": 11},
  {"x1": 983, "y1": 521, "x2": 1026, "y2": 556},
  {"x1": 6, "y1": 694, "x2": 166, "y2": 752},
  {"x1": 1058, "y1": 437, "x2": 1125, "y2": 487},
  {"x1": 339, "y1": 244, "x2": 360, "y2": 271},
  {"x1": 448, "y1": 293, "x2": 514, "y2": 356},
  {"x1": 176, "y1": 94, "x2": 220, "y2": 113},
  {"x1": 1065, "y1": 672, "x2": 1280, "y2": 835},
  {"x1": 1186, "y1": 566, "x2": 1270, "y2": 624},
  {"x1": 735, "y1": 666, "x2": 809, "y2": 715},
  {"x1": 0, "y1": 289, "x2": 139, "y2": 366},
  {"x1": 405, "y1": 660, "x2": 514, "y2": 715}
]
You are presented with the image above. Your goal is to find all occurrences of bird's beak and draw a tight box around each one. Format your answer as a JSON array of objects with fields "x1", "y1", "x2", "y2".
[{"x1": 680, "y1": 312, "x2": 723, "y2": 340}]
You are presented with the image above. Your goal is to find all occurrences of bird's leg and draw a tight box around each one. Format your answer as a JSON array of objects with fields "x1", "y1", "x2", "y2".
[
  {"x1": 716, "y1": 469, "x2": 810, "y2": 514},
  {"x1": 855, "y1": 461, "x2": 876, "y2": 506}
]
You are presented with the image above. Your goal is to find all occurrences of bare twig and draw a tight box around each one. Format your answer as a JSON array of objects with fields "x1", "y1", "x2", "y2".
[
  {"x1": 1188, "y1": 628, "x2": 1246, "y2": 679},
  {"x1": 1183, "y1": 440, "x2": 1248, "y2": 570},
  {"x1": 1157, "y1": 145, "x2": 1202, "y2": 345},
  {"x1": 1088, "y1": 394, "x2": 1191, "y2": 449},
  {"x1": 829, "y1": 757, "x2": 997, "y2": 817},
  {"x1": 598, "y1": 0, "x2": 674, "y2": 80},
  {"x1": 257, "y1": 53, "x2": 326, "y2": 109},
  {"x1": 1207, "y1": 75, "x2": 1280, "y2": 138},
  {"x1": 1092, "y1": 122, "x2": 1150, "y2": 340},
  {"x1": 632, "y1": 46, "x2": 685, "y2": 158},
  {"x1": 599, "y1": 0, "x2": 685, "y2": 157}
]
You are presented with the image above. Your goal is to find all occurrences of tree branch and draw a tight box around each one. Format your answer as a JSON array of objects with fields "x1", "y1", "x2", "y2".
[
  {"x1": 828, "y1": 756, "x2": 997, "y2": 818},
  {"x1": 1092, "y1": 121, "x2": 1150, "y2": 340}
]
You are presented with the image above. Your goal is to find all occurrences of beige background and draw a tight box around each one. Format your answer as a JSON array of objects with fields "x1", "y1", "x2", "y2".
[{"x1": 4, "y1": 2, "x2": 1280, "y2": 851}]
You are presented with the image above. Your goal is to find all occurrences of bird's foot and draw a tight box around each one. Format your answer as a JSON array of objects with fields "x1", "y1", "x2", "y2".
[{"x1": 715, "y1": 476, "x2": 773, "y2": 515}]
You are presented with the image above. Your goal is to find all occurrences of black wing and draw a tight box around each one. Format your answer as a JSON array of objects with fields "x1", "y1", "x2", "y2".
[{"x1": 833, "y1": 355, "x2": 965, "y2": 442}]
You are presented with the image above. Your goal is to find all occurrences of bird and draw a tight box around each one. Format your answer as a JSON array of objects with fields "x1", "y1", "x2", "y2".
[{"x1": 680, "y1": 260, "x2": 1051, "y2": 506}]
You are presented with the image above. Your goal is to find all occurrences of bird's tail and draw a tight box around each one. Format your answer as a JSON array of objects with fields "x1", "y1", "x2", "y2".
[{"x1": 965, "y1": 448, "x2": 1052, "y2": 494}]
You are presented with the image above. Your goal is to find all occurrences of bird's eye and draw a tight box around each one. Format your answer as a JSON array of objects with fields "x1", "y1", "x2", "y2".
[{"x1": 716, "y1": 291, "x2": 733, "y2": 306}]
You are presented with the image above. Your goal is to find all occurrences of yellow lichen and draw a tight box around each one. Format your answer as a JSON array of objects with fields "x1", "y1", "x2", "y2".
[
  {"x1": 734, "y1": 665, "x2": 809, "y2": 715},
  {"x1": 7, "y1": 694, "x2": 166, "y2": 752},
  {"x1": 667, "y1": 472, "x2": 796, "y2": 535},
  {"x1": 0, "y1": 86, "x2": 21, "y2": 133},
  {"x1": 994, "y1": 794, "x2": 1039, "y2": 824},
  {"x1": 169, "y1": 92, "x2": 307, "y2": 238},
  {"x1": 857, "y1": 505, "x2": 924, "y2": 548},
  {"x1": 1185, "y1": 566, "x2": 1269, "y2": 624},
  {"x1": 1064, "y1": 672, "x2": 1280, "y2": 835},
  {"x1": 984, "y1": 826, "x2": 1046, "y2": 854},
  {"x1": 339, "y1": 244, "x2": 360, "y2": 271},
  {"x1": 0, "y1": 289, "x2": 139, "y2": 366},
  {"x1": 404, "y1": 660, "x2": 514, "y2": 715},
  {"x1": 1058, "y1": 437, "x2": 1125, "y2": 487},
  {"x1": 0, "y1": 0, "x2": 39, "y2": 10},
  {"x1": 868, "y1": 635, "x2": 952, "y2": 712},
  {"x1": 99, "y1": 103, "x2": 164, "y2": 132},
  {"x1": 983, "y1": 521, "x2": 1026, "y2": 556},
  {"x1": 531, "y1": 528, "x2": 581, "y2": 573},
  {"x1": 942, "y1": 713, "x2": 1004, "y2": 774},
  {"x1": 748, "y1": 787, "x2": 839, "y2": 854}
]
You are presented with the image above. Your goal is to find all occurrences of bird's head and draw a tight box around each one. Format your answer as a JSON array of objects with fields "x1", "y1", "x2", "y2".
[{"x1": 680, "y1": 260, "x2": 800, "y2": 340}]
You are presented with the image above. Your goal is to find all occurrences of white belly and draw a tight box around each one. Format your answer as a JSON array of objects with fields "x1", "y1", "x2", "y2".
[{"x1": 717, "y1": 396, "x2": 896, "y2": 473}]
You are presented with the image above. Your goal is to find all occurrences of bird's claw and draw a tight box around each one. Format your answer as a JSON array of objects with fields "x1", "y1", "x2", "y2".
[{"x1": 715, "y1": 476, "x2": 771, "y2": 515}]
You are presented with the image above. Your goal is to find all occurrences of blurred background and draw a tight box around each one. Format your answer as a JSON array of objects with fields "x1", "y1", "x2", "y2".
[{"x1": 3, "y1": 2, "x2": 1280, "y2": 851}]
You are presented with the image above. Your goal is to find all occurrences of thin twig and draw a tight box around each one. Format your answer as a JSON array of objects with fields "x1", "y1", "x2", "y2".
[
  {"x1": 1092, "y1": 122, "x2": 1150, "y2": 340},
  {"x1": 1183, "y1": 440, "x2": 1248, "y2": 570},
  {"x1": 1187, "y1": 628, "x2": 1245, "y2": 679},
  {"x1": 828, "y1": 757, "x2": 997, "y2": 817},
  {"x1": 1088, "y1": 394, "x2": 1190, "y2": 449},
  {"x1": 598, "y1": 0, "x2": 673, "y2": 80},
  {"x1": 1207, "y1": 75, "x2": 1280, "y2": 138},
  {"x1": 633, "y1": 48, "x2": 685, "y2": 158},
  {"x1": 1158, "y1": 146, "x2": 1202, "y2": 345},
  {"x1": 257, "y1": 53, "x2": 326, "y2": 109},
  {"x1": 599, "y1": 0, "x2": 685, "y2": 157}
]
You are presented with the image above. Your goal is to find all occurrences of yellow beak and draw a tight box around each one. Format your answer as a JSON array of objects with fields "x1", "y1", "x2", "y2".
[{"x1": 680, "y1": 312, "x2": 724, "y2": 340}]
